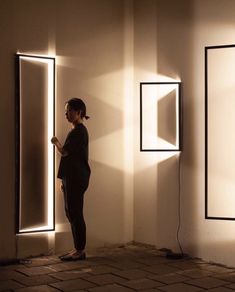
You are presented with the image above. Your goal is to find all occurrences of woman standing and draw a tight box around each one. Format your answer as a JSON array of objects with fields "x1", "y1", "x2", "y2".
[{"x1": 51, "y1": 98, "x2": 91, "y2": 261}]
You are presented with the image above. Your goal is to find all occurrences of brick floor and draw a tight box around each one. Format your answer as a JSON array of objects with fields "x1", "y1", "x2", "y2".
[
  {"x1": 208, "y1": 288, "x2": 235, "y2": 292},
  {"x1": 88, "y1": 283, "x2": 133, "y2": 292},
  {"x1": 0, "y1": 279, "x2": 24, "y2": 291},
  {"x1": 1, "y1": 244, "x2": 235, "y2": 291},
  {"x1": 14, "y1": 285, "x2": 59, "y2": 292},
  {"x1": 159, "y1": 282, "x2": 203, "y2": 291},
  {"x1": 84, "y1": 274, "x2": 127, "y2": 285},
  {"x1": 184, "y1": 277, "x2": 230, "y2": 289},
  {"x1": 120, "y1": 278, "x2": 163, "y2": 290},
  {"x1": 148, "y1": 272, "x2": 190, "y2": 284},
  {"x1": 113, "y1": 269, "x2": 152, "y2": 280},
  {"x1": 50, "y1": 278, "x2": 96, "y2": 291}
]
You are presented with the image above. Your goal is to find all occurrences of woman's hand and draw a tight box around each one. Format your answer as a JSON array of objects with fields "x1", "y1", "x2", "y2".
[
  {"x1": 51, "y1": 136, "x2": 67, "y2": 156},
  {"x1": 60, "y1": 183, "x2": 64, "y2": 193},
  {"x1": 51, "y1": 136, "x2": 59, "y2": 145}
]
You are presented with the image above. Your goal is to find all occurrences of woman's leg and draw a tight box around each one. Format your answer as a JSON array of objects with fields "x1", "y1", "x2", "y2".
[
  {"x1": 63, "y1": 178, "x2": 87, "y2": 251},
  {"x1": 70, "y1": 191, "x2": 86, "y2": 251}
]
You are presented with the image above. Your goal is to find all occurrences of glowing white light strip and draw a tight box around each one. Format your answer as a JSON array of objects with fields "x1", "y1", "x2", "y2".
[
  {"x1": 19, "y1": 226, "x2": 51, "y2": 233},
  {"x1": 47, "y1": 59, "x2": 54, "y2": 230},
  {"x1": 19, "y1": 60, "x2": 23, "y2": 231},
  {"x1": 175, "y1": 87, "x2": 179, "y2": 149},
  {"x1": 18, "y1": 55, "x2": 55, "y2": 233}
]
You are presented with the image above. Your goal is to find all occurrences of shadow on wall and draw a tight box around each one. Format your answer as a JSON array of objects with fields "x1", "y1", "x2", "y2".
[
  {"x1": 55, "y1": 63, "x2": 124, "y2": 144},
  {"x1": 156, "y1": 0, "x2": 197, "y2": 253},
  {"x1": 158, "y1": 90, "x2": 177, "y2": 146},
  {"x1": 81, "y1": 92, "x2": 123, "y2": 143},
  {"x1": 20, "y1": 143, "x2": 47, "y2": 230}
]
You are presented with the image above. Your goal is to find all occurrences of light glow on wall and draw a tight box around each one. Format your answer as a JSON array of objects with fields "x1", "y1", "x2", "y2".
[{"x1": 17, "y1": 54, "x2": 55, "y2": 234}]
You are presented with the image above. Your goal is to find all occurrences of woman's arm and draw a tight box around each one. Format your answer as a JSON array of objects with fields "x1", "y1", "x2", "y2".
[{"x1": 51, "y1": 136, "x2": 68, "y2": 156}]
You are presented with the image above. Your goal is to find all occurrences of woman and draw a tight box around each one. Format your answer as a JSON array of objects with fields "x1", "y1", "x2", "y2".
[{"x1": 51, "y1": 98, "x2": 91, "y2": 261}]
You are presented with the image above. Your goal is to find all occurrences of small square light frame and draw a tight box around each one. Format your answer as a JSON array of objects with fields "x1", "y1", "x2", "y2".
[{"x1": 140, "y1": 82, "x2": 182, "y2": 152}]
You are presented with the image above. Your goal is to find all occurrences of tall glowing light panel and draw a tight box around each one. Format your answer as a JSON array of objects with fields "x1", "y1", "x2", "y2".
[
  {"x1": 140, "y1": 82, "x2": 182, "y2": 151},
  {"x1": 16, "y1": 54, "x2": 55, "y2": 234},
  {"x1": 205, "y1": 44, "x2": 235, "y2": 220}
]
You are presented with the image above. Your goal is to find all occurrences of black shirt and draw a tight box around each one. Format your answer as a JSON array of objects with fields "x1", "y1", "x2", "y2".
[{"x1": 57, "y1": 123, "x2": 91, "y2": 182}]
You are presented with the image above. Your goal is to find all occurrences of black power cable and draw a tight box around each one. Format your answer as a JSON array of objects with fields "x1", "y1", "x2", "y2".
[
  {"x1": 166, "y1": 152, "x2": 185, "y2": 260},
  {"x1": 176, "y1": 152, "x2": 184, "y2": 255}
]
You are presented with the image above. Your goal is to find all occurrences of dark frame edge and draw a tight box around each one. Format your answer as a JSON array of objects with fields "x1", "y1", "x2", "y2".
[
  {"x1": 205, "y1": 44, "x2": 235, "y2": 50},
  {"x1": 140, "y1": 83, "x2": 143, "y2": 151},
  {"x1": 205, "y1": 47, "x2": 208, "y2": 220},
  {"x1": 206, "y1": 216, "x2": 235, "y2": 221}
]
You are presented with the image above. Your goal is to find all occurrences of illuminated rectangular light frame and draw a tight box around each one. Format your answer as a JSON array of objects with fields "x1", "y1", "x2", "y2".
[
  {"x1": 205, "y1": 44, "x2": 235, "y2": 221},
  {"x1": 140, "y1": 82, "x2": 182, "y2": 151},
  {"x1": 15, "y1": 53, "x2": 55, "y2": 234}
]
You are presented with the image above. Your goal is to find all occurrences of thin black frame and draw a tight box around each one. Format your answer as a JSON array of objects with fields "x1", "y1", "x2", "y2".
[
  {"x1": 205, "y1": 44, "x2": 235, "y2": 221},
  {"x1": 140, "y1": 82, "x2": 182, "y2": 152},
  {"x1": 15, "y1": 53, "x2": 56, "y2": 234}
]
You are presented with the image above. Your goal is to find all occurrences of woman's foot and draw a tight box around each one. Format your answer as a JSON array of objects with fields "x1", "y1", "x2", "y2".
[
  {"x1": 58, "y1": 249, "x2": 76, "y2": 259},
  {"x1": 60, "y1": 250, "x2": 86, "y2": 261}
]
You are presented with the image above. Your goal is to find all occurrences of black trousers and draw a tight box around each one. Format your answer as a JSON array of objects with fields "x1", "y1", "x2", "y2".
[{"x1": 62, "y1": 178, "x2": 88, "y2": 251}]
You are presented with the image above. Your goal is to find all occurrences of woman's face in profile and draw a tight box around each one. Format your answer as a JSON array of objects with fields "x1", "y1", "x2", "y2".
[{"x1": 65, "y1": 104, "x2": 80, "y2": 123}]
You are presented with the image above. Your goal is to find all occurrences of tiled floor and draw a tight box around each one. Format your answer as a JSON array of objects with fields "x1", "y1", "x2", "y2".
[{"x1": 1, "y1": 244, "x2": 235, "y2": 291}]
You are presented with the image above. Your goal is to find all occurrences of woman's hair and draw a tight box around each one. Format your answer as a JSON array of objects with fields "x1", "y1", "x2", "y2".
[{"x1": 66, "y1": 98, "x2": 90, "y2": 120}]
